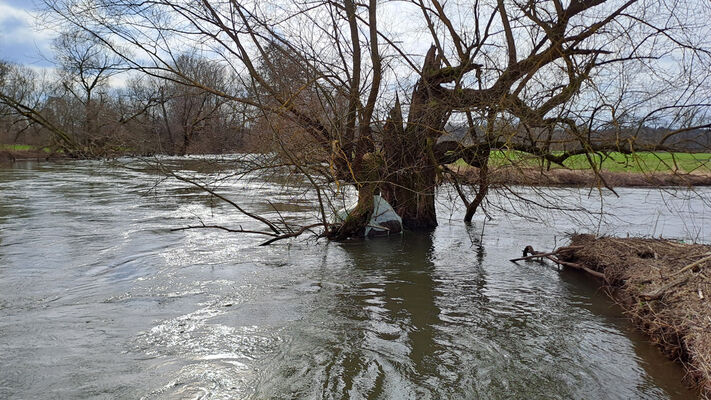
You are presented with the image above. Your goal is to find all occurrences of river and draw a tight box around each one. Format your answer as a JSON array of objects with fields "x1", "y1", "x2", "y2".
[{"x1": 1, "y1": 156, "x2": 709, "y2": 399}]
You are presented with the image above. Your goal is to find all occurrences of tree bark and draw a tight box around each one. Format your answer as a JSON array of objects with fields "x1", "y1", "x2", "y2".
[
  {"x1": 179, "y1": 129, "x2": 191, "y2": 156},
  {"x1": 381, "y1": 46, "x2": 449, "y2": 231},
  {"x1": 328, "y1": 184, "x2": 375, "y2": 240},
  {"x1": 464, "y1": 154, "x2": 488, "y2": 222}
]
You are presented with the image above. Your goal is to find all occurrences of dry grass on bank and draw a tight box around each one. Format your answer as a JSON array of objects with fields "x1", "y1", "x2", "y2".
[{"x1": 452, "y1": 164, "x2": 711, "y2": 187}]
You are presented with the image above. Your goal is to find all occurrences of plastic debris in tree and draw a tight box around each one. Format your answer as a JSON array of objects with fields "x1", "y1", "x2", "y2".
[{"x1": 333, "y1": 195, "x2": 403, "y2": 237}]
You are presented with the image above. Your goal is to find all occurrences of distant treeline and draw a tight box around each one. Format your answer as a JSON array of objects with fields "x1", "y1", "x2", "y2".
[{"x1": 0, "y1": 54, "x2": 268, "y2": 157}]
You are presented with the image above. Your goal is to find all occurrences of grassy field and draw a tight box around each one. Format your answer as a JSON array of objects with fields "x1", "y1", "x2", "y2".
[
  {"x1": 471, "y1": 150, "x2": 711, "y2": 174},
  {"x1": 0, "y1": 144, "x2": 53, "y2": 153},
  {"x1": 0, "y1": 144, "x2": 36, "y2": 151}
]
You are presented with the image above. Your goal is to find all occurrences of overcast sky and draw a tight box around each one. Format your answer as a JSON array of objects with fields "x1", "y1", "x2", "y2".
[{"x1": 0, "y1": 0, "x2": 54, "y2": 66}]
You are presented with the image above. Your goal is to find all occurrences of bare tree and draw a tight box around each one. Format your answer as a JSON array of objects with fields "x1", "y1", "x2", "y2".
[
  {"x1": 155, "y1": 55, "x2": 232, "y2": 155},
  {"x1": 0, "y1": 60, "x2": 82, "y2": 154},
  {"x1": 53, "y1": 29, "x2": 123, "y2": 151}
]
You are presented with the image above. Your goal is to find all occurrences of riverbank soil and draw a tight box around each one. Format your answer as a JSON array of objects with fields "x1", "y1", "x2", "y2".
[
  {"x1": 559, "y1": 235, "x2": 711, "y2": 398},
  {"x1": 452, "y1": 165, "x2": 711, "y2": 186},
  {"x1": 0, "y1": 149, "x2": 62, "y2": 163}
]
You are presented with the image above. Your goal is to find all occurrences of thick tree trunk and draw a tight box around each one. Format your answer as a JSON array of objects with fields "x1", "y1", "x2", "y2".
[
  {"x1": 328, "y1": 184, "x2": 375, "y2": 240},
  {"x1": 328, "y1": 151, "x2": 383, "y2": 240},
  {"x1": 178, "y1": 129, "x2": 191, "y2": 156},
  {"x1": 381, "y1": 46, "x2": 449, "y2": 231},
  {"x1": 332, "y1": 46, "x2": 455, "y2": 235},
  {"x1": 381, "y1": 165, "x2": 438, "y2": 230}
]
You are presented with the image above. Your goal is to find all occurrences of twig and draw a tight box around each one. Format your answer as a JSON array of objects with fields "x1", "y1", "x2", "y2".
[
  {"x1": 167, "y1": 170, "x2": 282, "y2": 234},
  {"x1": 672, "y1": 252, "x2": 711, "y2": 276},
  {"x1": 267, "y1": 200, "x2": 295, "y2": 234},
  {"x1": 641, "y1": 276, "x2": 690, "y2": 300},
  {"x1": 260, "y1": 223, "x2": 325, "y2": 246},
  {"x1": 170, "y1": 224, "x2": 277, "y2": 237}
]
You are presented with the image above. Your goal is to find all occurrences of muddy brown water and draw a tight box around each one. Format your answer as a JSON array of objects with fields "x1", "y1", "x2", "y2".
[{"x1": 1, "y1": 156, "x2": 709, "y2": 399}]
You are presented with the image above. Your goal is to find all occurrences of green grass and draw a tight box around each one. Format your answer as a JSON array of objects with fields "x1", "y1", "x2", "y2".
[
  {"x1": 0, "y1": 144, "x2": 35, "y2": 151},
  {"x1": 558, "y1": 152, "x2": 711, "y2": 173},
  {"x1": 0, "y1": 144, "x2": 53, "y2": 153},
  {"x1": 453, "y1": 151, "x2": 711, "y2": 174}
]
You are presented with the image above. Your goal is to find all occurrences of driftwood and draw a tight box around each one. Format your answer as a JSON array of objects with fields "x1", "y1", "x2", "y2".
[
  {"x1": 509, "y1": 245, "x2": 583, "y2": 262},
  {"x1": 672, "y1": 252, "x2": 711, "y2": 276},
  {"x1": 638, "y1": 252, "x2": 711, "y2": 300},
  {"x1": 560, "y1": 235, "x2": 711, "y2": 396},
  {"x1": 640, "y1": 275, "x2": 690, "y2": 300},
  {"x1": 510, "y1": 245, "x2": 607, "y2": 281}
]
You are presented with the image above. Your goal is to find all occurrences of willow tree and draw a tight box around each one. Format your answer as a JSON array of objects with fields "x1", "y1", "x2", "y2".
[{"x1": 43, "y1": 0, "x2": 711, "y2": 240}]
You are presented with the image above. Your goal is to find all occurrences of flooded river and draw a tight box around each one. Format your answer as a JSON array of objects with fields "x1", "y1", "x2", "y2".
[{"x1": 1, "y1": 157, "x2": 709, "y2": 399}]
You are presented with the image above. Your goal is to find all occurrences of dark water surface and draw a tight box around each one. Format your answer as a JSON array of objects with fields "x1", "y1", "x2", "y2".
[{"x1": 1, "y1": 157, "x2": 709, "y2": 399}]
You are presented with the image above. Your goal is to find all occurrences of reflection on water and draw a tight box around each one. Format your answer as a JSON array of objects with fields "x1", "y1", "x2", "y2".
[{"x1": 0, "y1": 158, "x2": 707, "y2": 399}]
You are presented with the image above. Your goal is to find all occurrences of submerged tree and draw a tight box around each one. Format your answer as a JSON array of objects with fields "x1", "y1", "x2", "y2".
[{"x1": 42, "y1": 0, "x2": 711, "y2": 241}]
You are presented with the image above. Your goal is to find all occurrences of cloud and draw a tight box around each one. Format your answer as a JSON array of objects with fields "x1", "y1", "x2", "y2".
[{"x1": 0, "y1": 1, "x2": 56, "y2": 66}]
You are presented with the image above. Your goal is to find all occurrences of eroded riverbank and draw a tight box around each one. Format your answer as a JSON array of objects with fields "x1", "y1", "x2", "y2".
[
  {"x1": 452, "y1": 164, "x2": 711, "y2": 187},
  {"x1": 558, "y1": 235, "x2": 711, "y2": 399}
]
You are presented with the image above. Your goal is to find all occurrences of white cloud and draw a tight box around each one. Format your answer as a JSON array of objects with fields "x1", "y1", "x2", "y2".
[{"x1": 0, "y1": 1, "x2": 56, "y2": 64}]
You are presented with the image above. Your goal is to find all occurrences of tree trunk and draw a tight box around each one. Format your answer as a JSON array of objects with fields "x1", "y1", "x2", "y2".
[
  {"x1": 179, "y1": 128, "x2": 191, "y2": 156},
  {"x1": 463, "y1": 110, "x2": 498, "y2": 222},
  {"x1": 381, "y1": 46, "x2": 449, "y2": 231},
  {"x1": 464, "y1": 153, "x2": 489, "y2": 222},
  {"x1": 328, "y1": 184, "x2": 375, "y2": 240}
]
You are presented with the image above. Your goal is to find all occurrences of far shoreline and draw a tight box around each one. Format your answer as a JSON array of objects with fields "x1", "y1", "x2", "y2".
[
  {"x1": 451, "y1": 164, "x2": 711, "y2": 187},
  {"x1": 3, "y1": 150, "x2": 711, "y2": 188}
]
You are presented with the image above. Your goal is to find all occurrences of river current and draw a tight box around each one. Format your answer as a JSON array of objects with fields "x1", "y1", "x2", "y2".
[{"x1": 1, "y1": 156, "x2": 709, "y2": 399}]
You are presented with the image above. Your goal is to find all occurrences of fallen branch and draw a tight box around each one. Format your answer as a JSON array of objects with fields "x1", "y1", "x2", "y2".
[
  {"x1": 172, "y1": 222, "x2": 326, "y2": 246},
  {"x1": 548, "y1": 257, "x2": 608, "y2": 281},
  {"x1": 166, "y1": 169, "x2": 282, "y2": 235},
  {"x1": 170, "y1": 224, "x2": 278, "y2": 237},
  {"x1": 672, "y1": 252, "x2": 711, "y2": 276},
  {"x1": 259, "y1": 223, "x2": 325, "y2": 246},
  {"x1": 509, "y1": 245, "x2": 583, "y2": 262},
  {"x1": 511, "y1": 245, "x2": 607, "y2": 281},
  {"x1": 641, "y1": 275, "x2": 690, "y2": 300}
]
